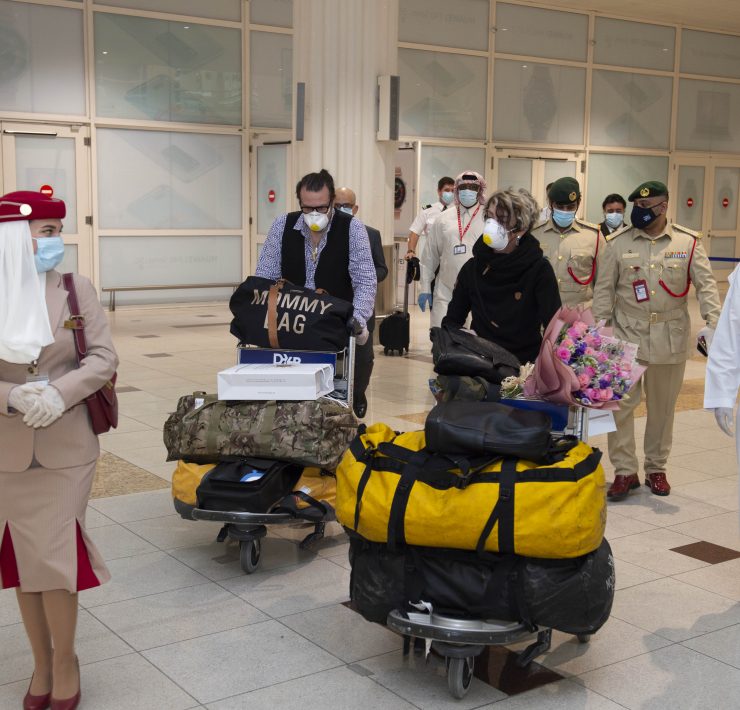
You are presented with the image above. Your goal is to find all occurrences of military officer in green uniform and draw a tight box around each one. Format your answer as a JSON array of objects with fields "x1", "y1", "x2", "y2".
[
  {"x1": 592, "y1": 180, "x2": 721, "y2": 499},
  {"x1": 531, "y1": 177, "x2": 604, "y2": 308}
]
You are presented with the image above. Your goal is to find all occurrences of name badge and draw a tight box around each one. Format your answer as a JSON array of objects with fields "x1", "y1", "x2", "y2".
[
  {"x1": 453, "y1": 244, "x2": 467, "y2": 255},
  {"x1": 633, "y1": 279, "x2": 649, "y2": 303}
]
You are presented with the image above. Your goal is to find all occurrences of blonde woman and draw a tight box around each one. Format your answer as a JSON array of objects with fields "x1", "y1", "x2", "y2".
[
  {"x1": 0, "y1": 190, "x2": 118, "y2": 710},
  {"x1": 442, "y1": 188, "x2": 561, "y2": 363}
]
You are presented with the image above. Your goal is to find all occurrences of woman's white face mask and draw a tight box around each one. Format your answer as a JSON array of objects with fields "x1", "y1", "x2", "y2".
[{"x1": 482, "y1": 218, "x2": 511, "y2": 251}]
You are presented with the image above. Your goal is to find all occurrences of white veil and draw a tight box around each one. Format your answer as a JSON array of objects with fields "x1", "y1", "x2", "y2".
[{"x1": 0, "y1": 220, "x2": 54, "y2": 364}]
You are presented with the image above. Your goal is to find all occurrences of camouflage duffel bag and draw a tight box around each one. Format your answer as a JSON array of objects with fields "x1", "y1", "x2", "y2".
[{"x1": 163, "y1": 393, "x2": 358, "y2": 469}]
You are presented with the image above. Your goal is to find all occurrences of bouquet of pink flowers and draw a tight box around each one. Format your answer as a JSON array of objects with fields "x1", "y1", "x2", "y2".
[{"x1": 524, "y1": 307, "x2": 645, "y2": 409}]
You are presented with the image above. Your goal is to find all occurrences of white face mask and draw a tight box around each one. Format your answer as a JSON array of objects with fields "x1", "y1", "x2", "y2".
[
  {"x1": 304, "y1": 210, "x2": 330, "y2": 232},
  {"x1": 458, "y1": 189, "x2": 479, "y2": 208},
  {"x1": 604, "y1": 212, "x2": 623, "y2": 229},
  {"x1": 482, "y1": 218, "x2": 510, "y2": 251}
]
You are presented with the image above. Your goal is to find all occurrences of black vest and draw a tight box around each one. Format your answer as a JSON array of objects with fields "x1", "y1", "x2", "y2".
[{"x1": 281, "y1": 210, "x2": 354, "y2": 303}]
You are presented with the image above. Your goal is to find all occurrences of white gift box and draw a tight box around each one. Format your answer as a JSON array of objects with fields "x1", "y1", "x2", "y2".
[{"x1": 217, "y1": 363, "x2": 334, "y2": 401}]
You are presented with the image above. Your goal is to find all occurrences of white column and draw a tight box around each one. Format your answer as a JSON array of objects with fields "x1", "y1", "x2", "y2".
[{"x1": 293, "y1": 0, "x2": 399, "y2": 245}]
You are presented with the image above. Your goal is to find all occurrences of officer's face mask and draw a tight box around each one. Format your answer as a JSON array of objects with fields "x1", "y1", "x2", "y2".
[
  {"x1": 458, "y1": 189, "x2": 479, "y2": 208},
  {"x1": 482, "y1": 218, "x2": 511, "y2": 251},
  {"x1": 604, "y1": 212, "x2": 623, "y2": 229},
  {"x1": 630, "y1": 202, "x2": 664, "y2": 229},
  {"x1": 440, "y1": 190, "x2": 454, "y2": 206},
  {"x1": 33, "y1": 236, "x2": 65, "y2": 273},
  {"x1": 552, "y1": 208, "x2": 576, "y2": 229},
  {"x1": 304, "y1": 210, "x2": 330, "y2": 232}
]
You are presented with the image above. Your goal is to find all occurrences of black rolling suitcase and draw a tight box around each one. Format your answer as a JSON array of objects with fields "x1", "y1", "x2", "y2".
[{"x1": 379, "y1": 258, "x2": 415, "y2": 356}]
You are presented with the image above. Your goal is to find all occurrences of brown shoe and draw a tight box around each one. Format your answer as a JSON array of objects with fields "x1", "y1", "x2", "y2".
[
  {"x1": 607, "y1": 474, "x2": 640, "y2": 501},
  {"x1": 645, "y1": 472, "x2": 671, "y2": 496}
]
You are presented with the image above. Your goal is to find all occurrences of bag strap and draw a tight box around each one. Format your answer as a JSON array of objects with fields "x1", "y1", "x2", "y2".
[
  {"x1": 386, "y1": 458, "x2": 424, "y2": 552},
  {"x1": 267, "y1": 279, "x2": 284, "y2": 348},
  {"x1": 475, "y1": 457, "x2": 518, "y2": 555},
  {"x1": 62, "y1": 273, "x2": 87, "y2": 364}
]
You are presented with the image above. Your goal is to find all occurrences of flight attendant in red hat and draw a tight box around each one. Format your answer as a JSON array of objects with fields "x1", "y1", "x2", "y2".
[{"x1": 0, "y1": 189, "x2": 118, "y2": 710}]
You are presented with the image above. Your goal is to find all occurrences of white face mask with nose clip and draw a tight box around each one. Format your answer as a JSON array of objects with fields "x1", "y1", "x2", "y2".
[{"x1": 482, "y1": 218, "x2": 511, "y2": 251}]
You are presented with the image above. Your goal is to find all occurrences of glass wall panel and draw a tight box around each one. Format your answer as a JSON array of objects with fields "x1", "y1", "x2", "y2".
[
  {"x1": 495, "y1": 3, "x2": 588, "y2": 62},
  {"x1": 96, "y1": 0, "x2": 241, "y2": 22},
  {"x1": 497, "y1": 158, "x2": 532, "y2": 192},
  {"x1": 250, "y1": 0, "x2": 293, "y2": 28},
  {"x1": 250, "y1": 32, "x2": 293, "y2": 128},
  {"x1": 710, "y1": 236, "x2": 736, "y2": 261},
  {"x1": 676, "y1": 79, "x2": 740, "y2": 153},
  {"x1": 256, "y1": 144, "x2": 287, "y2": 233},
  {"x1": 681, "y1": 30, "x2": 740, "y2": 79},
  {"x1": 590, "y1": 70, "x2": 672, "y2": 150},
  {"x1": 400, "y1": 49, "x2": 487, "y2": 139},
  {"x1": 0, "y1": 1, "x2": 85, "y2": 115},
  {"x1": 544, "y1": 159, "x2": 576, "y2": 187},
  {"x1": 99, "y1": 235, "x2": 242, "y2": 305},
  {"x1": 94, "y1": 13, "x2": 241, "y2": 125},
  {"x1": 713, "y1": 167, "x2": 740, "y2": 231},
  {"x1": 676, "y1": 165, "x2": 705, "y2": 231},
  {"x1": 493, "y1": 61, "x2": 585, "y2": 144},
  {"x1": 97, "y1": 129, "x2": 242, "y2": 230},
  {"x1": 419, "y1": 146, "x2": 485, "y2": 208},
  {"x1": 585, "y1": 153, "x2": 668, "y2": 224},
  {"x1": 399, "y1": 0, "x2": 489, "y2": 51},
  {"x1": 58, "y1": 245, "x2": 78, "y2": 275},
  {"x1": 593, "y1": 18, "x2": 674, "y2": 71},
  {"x1": 13, "y1": 136, "x2": 78, "y2": 226}
]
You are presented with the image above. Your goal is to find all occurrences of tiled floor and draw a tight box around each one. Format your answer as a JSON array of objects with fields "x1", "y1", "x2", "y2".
[{"x1": 2, "y1": 296, "x2": 740, "y2": 709}]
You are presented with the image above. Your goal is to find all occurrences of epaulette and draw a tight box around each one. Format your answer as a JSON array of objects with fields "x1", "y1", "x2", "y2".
[
  {"x1": 423, "y1": 204, "x2": 432, "y2": 210},
  {"x1": 673, "y1": 223, "x2": 702, "y2": 239},
  {"x1": 604, "y1": 224, "x2": 631, "y2": 242},
  {"x1": 532, "y1": 219, "x2": 549, "y2": 230},
  {"x1": 576, "y1": 217, "x2": 599, "y2": 230}
]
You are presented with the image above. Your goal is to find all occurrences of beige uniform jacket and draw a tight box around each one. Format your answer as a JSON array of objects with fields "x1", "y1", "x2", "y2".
[
  {"x1": 0, "y1": 271, "x2": 119, "y2": 472},
  {"x1": 592, "y1": 223, "x2": 721, "y2": 365},
  {"x1": 531, "y1": 217, "x2": 604, "y2": 307}
]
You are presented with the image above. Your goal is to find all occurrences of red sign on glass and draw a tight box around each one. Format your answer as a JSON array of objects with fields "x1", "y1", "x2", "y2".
[
  {"x1": 686, "y1": 197, "x2": 694, "y2": 208},
  {"x1": 723, "y1": 197, "x2": 730, "y2": 208},
  {"x1": 268, "y1": 189, "x2": 276, "y2": 203}
]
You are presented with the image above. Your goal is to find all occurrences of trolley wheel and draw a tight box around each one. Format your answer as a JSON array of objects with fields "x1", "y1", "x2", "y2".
[
  {"x1": 447, "y1": 656, "x2": 475, "y2": 699},
  {"x1": 576, "y1": 633, "x2": 591, "y2": 644},
  {"x1": 384, "y1": 347, "x2": 390, "y2": 356},
  {"x1": 239, "y1": 538, "x2": 261, "y2": 574}
]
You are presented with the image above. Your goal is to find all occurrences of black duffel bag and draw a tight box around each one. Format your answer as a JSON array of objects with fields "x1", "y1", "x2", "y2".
[
  {"x1": 229, "y1": 276, "x2": 353, "y2": 352},
  {"x1": 348, "y1": 533, "x2": 614, "y2": 636},
  {"x1": 425, "y1": 401, "x2": 572, "y2": 464},
  {"x1": 196, "y1": 459, "x2": 304, "y2": 513},
  {"x1": 431, "y1": 325, "x2": 520, "y2": 383}
]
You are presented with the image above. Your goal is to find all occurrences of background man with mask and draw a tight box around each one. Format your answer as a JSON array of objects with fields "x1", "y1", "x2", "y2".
[
  {"x1": 405, "y1": 176, "x2": 455, "y2": 261},
  {"x1": 418, "y1": 171, "x2": 486, "y2": 329},
  {"x1": 600, "y1": 193, "x2": 627, "y2": 236},
  {"x1": 255, "y1": 169, "x2": 377, "y2": 348},
  {"x1": 592, "y1": 180, "x2": 721, "y2": 500},
  {"x1": 531, "y1": 177, "x2": 603, "y2": 308},
  {"x1": 334, "y1": 186, "x2": 388, "y2": 418}
]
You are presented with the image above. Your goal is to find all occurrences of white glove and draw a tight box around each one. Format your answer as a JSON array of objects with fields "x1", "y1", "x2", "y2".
[
  {"x1": 23, "y1": 386, "x2": 66, "y2": 429},
  {"x1": 698, "y1": 325, "x2": 715, "y2": 354},
  {"x1": 714, "y1": 407, "x2": 735, "y2": 437},
  {"x1": 8, "y1": 383, "x2": 47, "y2": 415},
  {"x1": 356, "y1": 327, "x2": 370, "y2": 346}
]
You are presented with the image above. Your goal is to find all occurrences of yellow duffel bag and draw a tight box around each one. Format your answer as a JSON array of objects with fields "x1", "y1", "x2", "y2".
[
  {"x1": 336, "y1": 423, "x2": 606, "y2": 559},
  {"x1": 172, "y1": 460, "x2": 216, "y2": 506}
]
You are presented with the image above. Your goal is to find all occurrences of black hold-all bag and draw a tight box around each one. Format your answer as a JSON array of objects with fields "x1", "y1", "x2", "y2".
[
  {"x1": 424, "y1": 401, "x2": 563, "y2": 463},
  {"x1": 229, "y1": 276, "x2": 354, "y2": 352},
  {"x1": 195, "y1": 459, "x2": 304, "y2": 513},
  {"x1": 431, "y1": 325, "x2": 520, "y2": 383},
  {"x1": 347, "y1": 534, "x2": 615, "y2": 636}
]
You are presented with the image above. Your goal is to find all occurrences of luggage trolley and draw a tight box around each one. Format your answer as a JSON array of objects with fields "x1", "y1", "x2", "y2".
[
  {"x1": 187, "y1": 336, "x2": 356, "y2": 575},
  {"x1": 385, "y1": 402, "x2": 591, "y2": 699}
]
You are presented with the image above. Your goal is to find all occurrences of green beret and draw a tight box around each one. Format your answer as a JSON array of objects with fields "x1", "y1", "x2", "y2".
[
  {"x1": 628, "y1": 180, "x2": 668, "y2": 201},
  {"x1": 548, "y1": 177, "x2": 580, "y2": 204}
]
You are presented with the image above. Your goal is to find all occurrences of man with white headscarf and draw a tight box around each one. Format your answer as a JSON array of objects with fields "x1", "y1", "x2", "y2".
[{"x1": 419, "y1": 171, "x2": 487, "y2": 329}]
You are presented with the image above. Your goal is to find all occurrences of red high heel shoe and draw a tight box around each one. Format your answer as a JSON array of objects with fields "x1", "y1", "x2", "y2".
[
  {"x1": 50, "y1": 658, "x2": 80, "y2": 710},
  {"x1": 23, "y1": 675, "x2": 51, "y2": 710}
]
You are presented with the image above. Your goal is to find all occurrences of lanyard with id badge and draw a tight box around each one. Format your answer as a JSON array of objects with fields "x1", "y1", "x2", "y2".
[{"x1": 454, "y1": 205, "x2": 480, "y2": 255}]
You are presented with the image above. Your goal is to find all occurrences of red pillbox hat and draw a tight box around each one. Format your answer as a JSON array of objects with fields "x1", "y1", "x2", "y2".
[{"x1": 0, "y1": 187, "x2": 66, "y2": 223}]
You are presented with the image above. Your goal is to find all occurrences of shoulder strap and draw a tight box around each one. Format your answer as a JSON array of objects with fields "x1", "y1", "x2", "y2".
[
  {"x1": 62, "y1": 273, "x2": 88, "y2": 364},
  {"x1": 476, "y1": 457, "x2": 518, "y2": 555}
]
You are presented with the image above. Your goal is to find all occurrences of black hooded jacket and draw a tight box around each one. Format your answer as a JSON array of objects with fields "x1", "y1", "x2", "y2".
[{"x1": 442, "y1": 234, "x2": 561, "y2": 363}]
